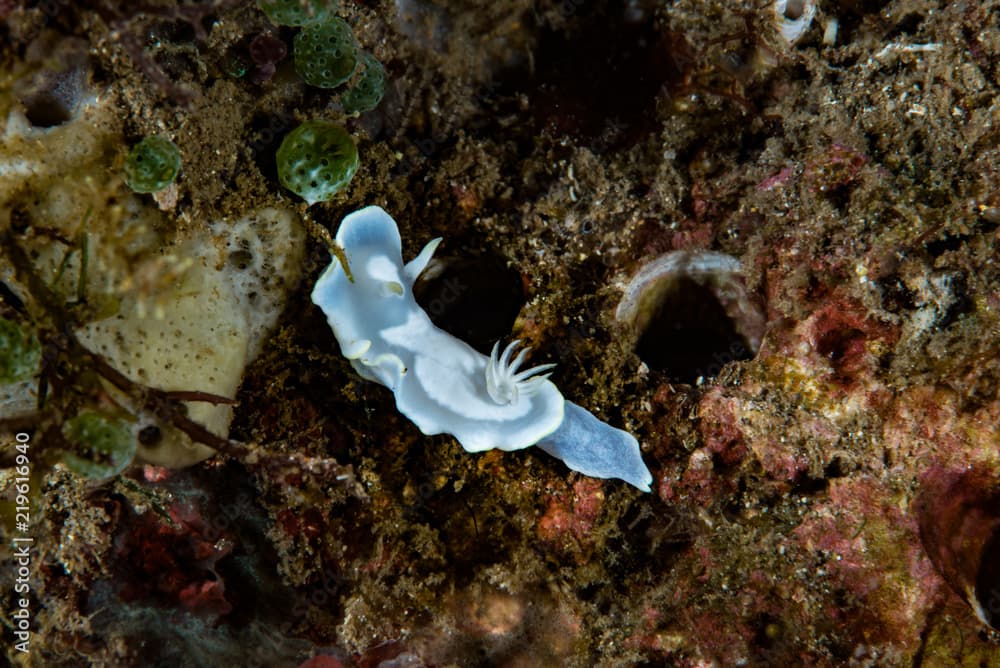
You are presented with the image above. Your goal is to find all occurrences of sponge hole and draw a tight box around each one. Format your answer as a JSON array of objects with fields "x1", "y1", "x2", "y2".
[{"x1": 413, "y1": 250, "x2": 525, "y2": 354}]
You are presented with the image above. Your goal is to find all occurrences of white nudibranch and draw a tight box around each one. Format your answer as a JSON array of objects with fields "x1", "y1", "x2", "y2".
[{"x1": 311, "y1": 206, "x2": 653, "y2": 491}]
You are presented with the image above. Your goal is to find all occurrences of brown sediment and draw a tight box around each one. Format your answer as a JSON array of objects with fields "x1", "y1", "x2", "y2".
[{"x1": 1, "y1": 0, "x2": 998, "y2": 665}]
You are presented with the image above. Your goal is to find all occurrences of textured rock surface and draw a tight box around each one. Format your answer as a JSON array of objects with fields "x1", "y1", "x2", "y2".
[{"x1": 0, "y1": 0, "x2": 998, "y2": 666}]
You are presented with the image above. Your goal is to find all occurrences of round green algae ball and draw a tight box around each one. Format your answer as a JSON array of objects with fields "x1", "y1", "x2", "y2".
[
  {"x1": 0, "y1": 317, "x2": 41, "y2": 384},
  {"x1": 258, "y1": 0, "x2": 339, "y2": 26},
  {"x1": 62, "y1": 411, "x2": 137, "y2": 479},
  {"x1": 340, "y1": 52, "x2": 386, "y2": 114},
  {"x1": 294, "y1": 18, "x2": 358, "y2": 88},
  {"x1": 276, "y1": 120, "x2": 358, "y2": 205},
  {"x1": 123, "y1": 135, "x2": 181, "y2": 194}
]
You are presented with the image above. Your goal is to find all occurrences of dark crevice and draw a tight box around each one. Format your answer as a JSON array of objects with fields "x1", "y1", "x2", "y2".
[
  {"x1": 975, "y1": 528, "x2": 1000, "y2": 629},
  {"x1": 635, "y1": 276, "x2": 754, "y2": 383},
  {"x1": 413, "y1": 250, "x2": 525, "y2": 354}
]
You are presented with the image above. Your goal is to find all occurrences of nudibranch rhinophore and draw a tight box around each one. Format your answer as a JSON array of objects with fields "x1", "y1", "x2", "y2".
[{"x1": 311, "y1": 206, "x2": 653, "y2": 491}]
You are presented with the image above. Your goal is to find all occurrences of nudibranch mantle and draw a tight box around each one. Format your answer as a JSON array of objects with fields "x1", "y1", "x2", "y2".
[{"x1": 311, "y1": 206, "x2": 652, "y2": 491}]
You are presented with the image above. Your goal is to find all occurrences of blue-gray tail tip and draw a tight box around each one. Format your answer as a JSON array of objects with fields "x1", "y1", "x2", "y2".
[{"x1": 536, "y1": 401, "x2": 653, "y2": 492}]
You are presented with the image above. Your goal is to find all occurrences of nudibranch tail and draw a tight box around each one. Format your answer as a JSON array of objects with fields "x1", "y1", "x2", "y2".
[
  {"x1": 487, "y1": 340, "x2": 557, "y2": 405},
  {"x1": 537, "y1": 401, "x2": 653, "y2": 493}
]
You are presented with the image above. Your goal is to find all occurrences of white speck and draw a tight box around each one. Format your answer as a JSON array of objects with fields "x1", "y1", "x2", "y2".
[
  {"x1": 823, "y1": 18, "x2": 838, "y2": 46},
  {"x1": 874, "y1": 42, "x2": 942, "y2": 59}
]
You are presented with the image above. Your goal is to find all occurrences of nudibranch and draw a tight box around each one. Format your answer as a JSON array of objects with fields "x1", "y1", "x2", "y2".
[{"x1": 311, "y1": 206, "x2": 652, "y2": 491}]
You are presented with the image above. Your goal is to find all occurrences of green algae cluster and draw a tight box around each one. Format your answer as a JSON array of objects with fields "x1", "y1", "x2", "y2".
[
  {"x1": 257, "y1": 2, "x2": 388, "y2": 112},
  {"x1": 293, "y1": 18, "x2": 359, "y2": 89},
  {"x1": 62, "y1": 411, "x2": 137, "y2": 479},
  {"x1": 276, "y1": 120, "x2": 358, "y2": 205},
  {"x1": 0, "y1": 317, "x2": 41, "y2": 384},
  {"x1": 258, "y1": 0, "x2": 339, "y2": 27},
  {"x1": 340, "y1": 51, "x2": 387, "y2": 113},
  {"x1": 123, "y1": 135, "x2": 181, "y2": 193}
]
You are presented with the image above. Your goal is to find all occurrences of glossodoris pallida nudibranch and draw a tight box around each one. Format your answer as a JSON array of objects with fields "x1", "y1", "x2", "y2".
[{"x1": 311, "y1": 206, "x2": 653, "y2": 491}]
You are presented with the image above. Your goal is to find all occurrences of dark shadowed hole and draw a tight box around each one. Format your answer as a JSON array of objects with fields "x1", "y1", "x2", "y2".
[
  {"x1": 19, "y1": 62, "x2": 87, "y2": 128},
  {"x1": 0, "y1": 281, "x2": 26, "y2": 311},
  {"x1": 781, "y1": 0, "x2": 806, "y2": 20},
  {"x1": 138, "y1": 425, "x2": 162, "y2": 447},
  {"x1": 635, "y1": 276, "x2": 753, "y2": 383},
  {"x1": 495, "y1": 0, "x2": 679, "y2": 149},
  {"x1": 816, "y1": 327, "x2": 865, "y2": 366},
  {"x1": 248, "y1": 112, "x2": 294, "y2": 181},
  {"x1": 753, "y1": 613, "x2": 783, "y2": 649},
  {"x1": 413, "y1": 251, "x2": 525, "y2": 354},
  {"x1": 24, "y1": 89, "x2": 75, "y2": 127},
  {"x1": 975, "y1": 528, "x2": 1000, "y2": 629},
  {"x1": 15, "y1": 33, "x2": 89, "y2": 127},
  {"x1": 227, "y1": 249, "x2": 253, "y2": 271}
]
